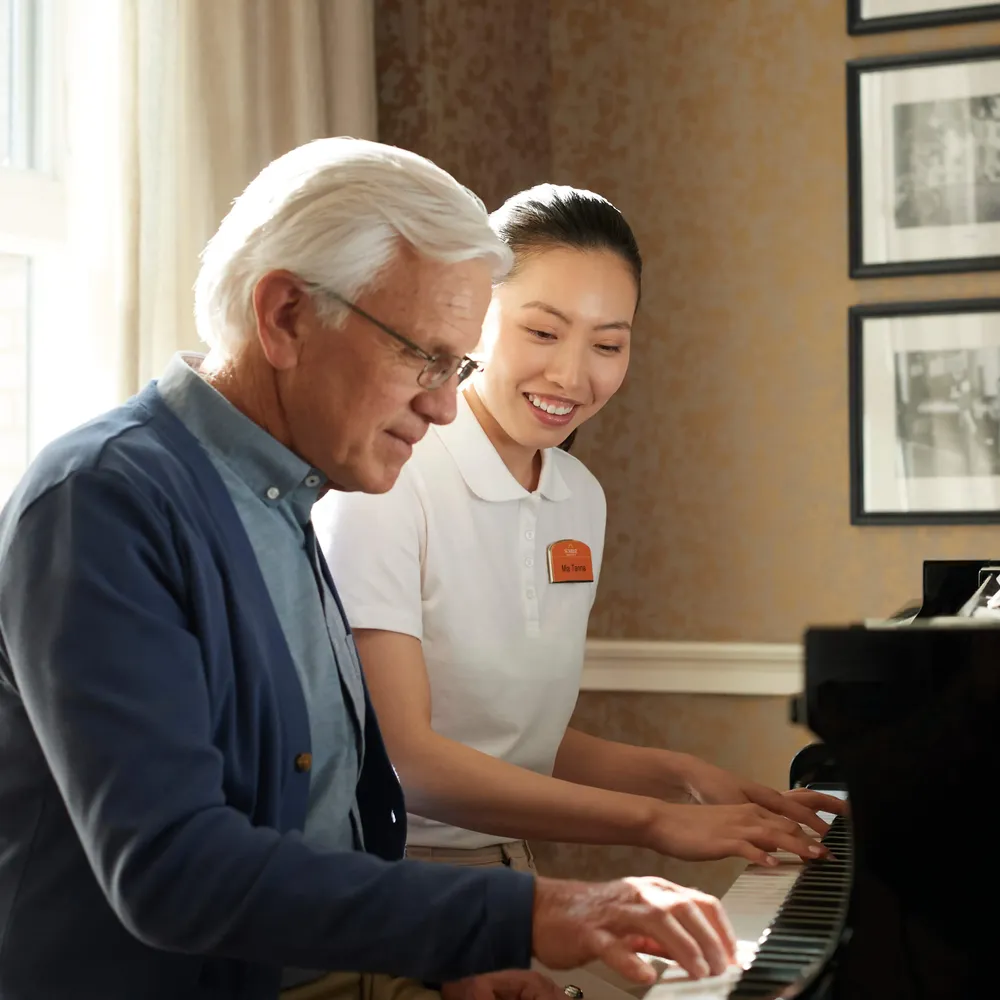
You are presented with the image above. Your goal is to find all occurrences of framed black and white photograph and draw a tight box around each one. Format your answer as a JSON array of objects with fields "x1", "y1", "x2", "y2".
[
  {"x1": 848, "y1": 46, "x2": 1000, "y2": 277},
  {"x1": 850, "y1": 298, "x2": 1000, "y2": 524},
  {"x1": 849, "y1": 0, "x2": 1000, "y2": 35}
]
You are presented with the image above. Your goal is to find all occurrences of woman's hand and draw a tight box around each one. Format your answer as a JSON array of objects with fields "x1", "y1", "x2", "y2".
[
  {"x1": 675, "y1": 755, "x2": 848, "y2": 837},
  {"x1": 642, "y1": 800, "x2": 830, "y2": 866}
]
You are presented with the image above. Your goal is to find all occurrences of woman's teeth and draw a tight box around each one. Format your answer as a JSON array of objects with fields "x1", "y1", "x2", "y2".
[{"x1": 527, "y1": 394, "x2": 575, "y2": 416}]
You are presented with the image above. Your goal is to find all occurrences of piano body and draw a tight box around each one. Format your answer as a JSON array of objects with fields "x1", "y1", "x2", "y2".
[
  {"x1": 729, "y1": 557, "x2": 1000, "y2": 999},
  {"x1": 545, "y1": 559, "x2": 1000, "y2": 1000}
]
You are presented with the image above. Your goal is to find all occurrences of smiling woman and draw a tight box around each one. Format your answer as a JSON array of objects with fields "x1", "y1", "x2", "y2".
[
  {"x1": 476, "y1": 186, "x2": 641, "y2": 459},
  {"x1": 467, "y1": 241, "x2": 636, "y2": 473},
  {"x1": 314, "y1": 184, "x2": 843, "y2": 895}
]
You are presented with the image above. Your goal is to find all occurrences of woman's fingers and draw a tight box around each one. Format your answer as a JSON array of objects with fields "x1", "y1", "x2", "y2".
[
  {"x1": 747, "y1": 807, "x2": 828, "y2": 860},
  {"x1": 784, "y1": 787, "x2": 849, "y2": 816},
  {"x1": 744, "y1": 783, "x2": 832, "y2": 837},
  {"x1": 723, "y1": 839, "x2": 779, "y2": 867}
]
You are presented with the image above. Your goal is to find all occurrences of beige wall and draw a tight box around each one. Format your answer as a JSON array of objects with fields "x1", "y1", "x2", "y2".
[
  {"x1": 376, "y1": 0, "x2": 1000, "y2": 886},
  {"x1": 376, "y1": 0, "x2": 552, "y2": 210},
  {"x1": 552, "y1": 1, "x2": 1000, "y2": 646}
]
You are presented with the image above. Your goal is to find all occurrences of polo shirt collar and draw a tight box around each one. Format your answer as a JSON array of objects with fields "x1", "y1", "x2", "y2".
[{"x1": 435, "y1": 390, "x2": 571, "y2": 503}]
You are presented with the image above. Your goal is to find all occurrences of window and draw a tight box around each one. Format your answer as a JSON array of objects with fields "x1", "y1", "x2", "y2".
[
  {"x1": 2, "y1": 0, "x2": 36, "y2": 170},
  {"x1": 0, "y1": 254, "x2": 28, "y2": 500},
  {"x1": 0, "y1": 0, "x2": 63, "y2": 501}
]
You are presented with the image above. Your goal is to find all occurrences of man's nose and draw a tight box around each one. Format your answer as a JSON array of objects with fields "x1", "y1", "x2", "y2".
[{"x1": 414, "y1": 380, "x2": 459, "y2": 426}]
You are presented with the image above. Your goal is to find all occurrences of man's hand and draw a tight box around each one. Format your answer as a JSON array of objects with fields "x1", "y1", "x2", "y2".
[
  {"x1": 441, "y1": 970, "x2": 564, "y2": 1000},
  {"x1": 677, "y1": 755, "x2": 848, "y2": 837},
  {"x1": 532, "y1": 875, "x2": 737, "y2": 984}
]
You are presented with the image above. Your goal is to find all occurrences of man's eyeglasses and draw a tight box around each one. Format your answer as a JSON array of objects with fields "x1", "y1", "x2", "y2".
[{"x1": 320, "y1": 289, "x2": 481, "y2": 390}]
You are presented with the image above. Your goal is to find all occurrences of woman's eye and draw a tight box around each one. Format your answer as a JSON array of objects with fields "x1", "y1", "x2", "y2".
[
  {"x1": 528, "y1": 329, "x2": 556, "y2": 341},
  {"x1": 597, "y1": 344, "x2": 622, "y2": 354}
]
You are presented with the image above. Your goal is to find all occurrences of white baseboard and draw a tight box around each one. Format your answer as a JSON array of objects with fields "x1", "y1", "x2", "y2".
[{"x1": 581, "y1": 639, "x2": 803, "y2": 696}]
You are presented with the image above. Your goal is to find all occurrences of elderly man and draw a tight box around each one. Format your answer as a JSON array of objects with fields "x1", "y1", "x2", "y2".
[{"x1": 0, "y1": 139, "x2": 736, "y2": 1000}]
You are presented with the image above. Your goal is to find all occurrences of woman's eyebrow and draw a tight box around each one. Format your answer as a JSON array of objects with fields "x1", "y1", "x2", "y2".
[
  {"x1": 521, "y1": 300, "x2": 631, "y2": 332},
  {"x1": 521, "y1": 300, "x2": 571, "y2": 323}
]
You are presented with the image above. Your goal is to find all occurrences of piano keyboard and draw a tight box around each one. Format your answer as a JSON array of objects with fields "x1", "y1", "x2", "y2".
[
  {"x1": 539, "y1": 817, "x2": 852, "y2": 1000},
  {"x1": 728, "y1": 815, "x2": 851, "y2": 998}
]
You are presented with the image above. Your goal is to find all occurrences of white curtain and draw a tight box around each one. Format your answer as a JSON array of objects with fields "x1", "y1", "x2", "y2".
[{"x1": 41, "y1": 0, "x2": 376, "y2": 446}]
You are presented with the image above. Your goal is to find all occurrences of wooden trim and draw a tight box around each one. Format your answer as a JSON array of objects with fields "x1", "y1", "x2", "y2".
[{"x1": 581, "y1": 639, "x2": 802, "y2": 696}]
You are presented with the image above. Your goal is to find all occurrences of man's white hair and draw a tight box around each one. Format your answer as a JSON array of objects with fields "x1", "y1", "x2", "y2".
[{"x1": 195, "y1": 137, "x2": 512, "y2": 354}]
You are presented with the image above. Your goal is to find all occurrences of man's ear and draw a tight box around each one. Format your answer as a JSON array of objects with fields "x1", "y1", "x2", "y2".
[{"x1": 252, "y1": 270, "x2": 316, "y2": 371}]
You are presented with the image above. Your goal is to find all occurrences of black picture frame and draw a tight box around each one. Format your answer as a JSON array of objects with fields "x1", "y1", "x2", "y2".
[
  {"x1": 848, "y1": 46, "x2": 1000, "y2": 278},
  {"x1": 848, "y1": 0, "x2": 1000, "y2": 35},
  {"x1": 850, "y1": 297, "x2": 1000, "y2": 525}
]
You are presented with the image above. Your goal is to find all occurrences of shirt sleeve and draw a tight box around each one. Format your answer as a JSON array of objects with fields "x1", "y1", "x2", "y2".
[{"x1": 314, "y1": 467, "x2": 426, "y2": 640}]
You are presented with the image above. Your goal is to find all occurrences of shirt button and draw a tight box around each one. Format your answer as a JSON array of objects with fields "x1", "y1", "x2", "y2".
[
  {"x1": 304, "y1": 474, "x2": 321, "y2": 488},
  {"x1": 294, "y1": 752, "x2": 312, "y2": 773},
  {"x1": 525, "y1": 530, "x2": 534, "y2": 540},
  {"x1": 526, "y1": 588, "x2": 536, "y2": 599},
  {"x1": 525, "y1": 557, "x2": 533, "y2": 568},
  {"x1": 266, "y1": 486, "x2": 280, "y2": 500}
]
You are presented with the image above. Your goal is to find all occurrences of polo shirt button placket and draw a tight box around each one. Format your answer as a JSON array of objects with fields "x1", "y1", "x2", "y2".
[{"x1": 520, "y1": 501, "x2": 540, "y2": 633}]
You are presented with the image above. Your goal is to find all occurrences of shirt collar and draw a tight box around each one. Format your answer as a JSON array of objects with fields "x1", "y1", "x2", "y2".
[
  {"x1": 434, "y1": 390, "x2": 572, "y2": 503},
  {"x1": 156, "y1": 352, "x2": 327, "y2": 523}
]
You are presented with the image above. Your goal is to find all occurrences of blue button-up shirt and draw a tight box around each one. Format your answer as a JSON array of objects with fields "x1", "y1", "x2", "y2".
[{"x1": 158, "y1": 354, "x2": 366, "y2": 854}]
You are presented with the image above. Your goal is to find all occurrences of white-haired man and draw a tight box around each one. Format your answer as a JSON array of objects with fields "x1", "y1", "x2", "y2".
[{"x1": 0, "y1": 139, "x2": 736, "y2": 1000}]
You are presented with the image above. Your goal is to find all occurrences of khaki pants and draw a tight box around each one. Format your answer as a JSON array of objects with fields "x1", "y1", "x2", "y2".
[
  {"x1": 281, "y1": 972, "x2": 439, "y2": 1000},
  {"x1": 404, "y1": 840, "x2": 538, "y2": 873}
]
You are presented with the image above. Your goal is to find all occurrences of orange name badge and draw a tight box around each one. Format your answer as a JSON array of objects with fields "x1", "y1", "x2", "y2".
[{"x1": 546, "y1": 539, "x2": 594, "y2": 584}]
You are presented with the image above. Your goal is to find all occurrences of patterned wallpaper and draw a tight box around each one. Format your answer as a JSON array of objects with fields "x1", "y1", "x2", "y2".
[
  {"x1": 375, "y1": 0, "x2": 1000, "y2": 886},
  {"x1": 376, "y1": 0, "x2": 552, "y2": 210},
  {"x1": 551, "y1": 0, "x2": 1000, "y2": 644}
]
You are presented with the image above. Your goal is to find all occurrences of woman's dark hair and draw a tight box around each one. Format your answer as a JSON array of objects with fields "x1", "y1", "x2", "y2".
[
  {"x1": 489, "y1": 184, "x2": 642, "y2": 453},
  {"x1": 490, "y1": 183, "x2": 642, "y2": 299}
]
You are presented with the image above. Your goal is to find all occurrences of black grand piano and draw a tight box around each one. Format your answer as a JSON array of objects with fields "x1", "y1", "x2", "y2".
[{"x1": 729, "y1": 559, "x2": 1000, "y2": 1000}]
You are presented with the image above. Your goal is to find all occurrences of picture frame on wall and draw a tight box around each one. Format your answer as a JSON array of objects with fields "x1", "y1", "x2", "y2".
[
  {"x1": 849, "y1": 0, "x2": 1000, "y2": 35},
  {"x1": 847, "y1": 46, "x2": 1000, "y2": 277},
  {"x1": 850, "y1": 298, "x2": 1000, "y2": 524}
]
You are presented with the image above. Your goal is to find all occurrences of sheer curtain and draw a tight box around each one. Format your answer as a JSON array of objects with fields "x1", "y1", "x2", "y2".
[{"x1": 38, "y1": 0, "x2": 376, "y2": 448}]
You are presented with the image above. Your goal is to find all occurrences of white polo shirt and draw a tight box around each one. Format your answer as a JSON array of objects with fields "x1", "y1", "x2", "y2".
[{"x1": 313, "y1": 391, "x2": 606, "y2": 848}]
